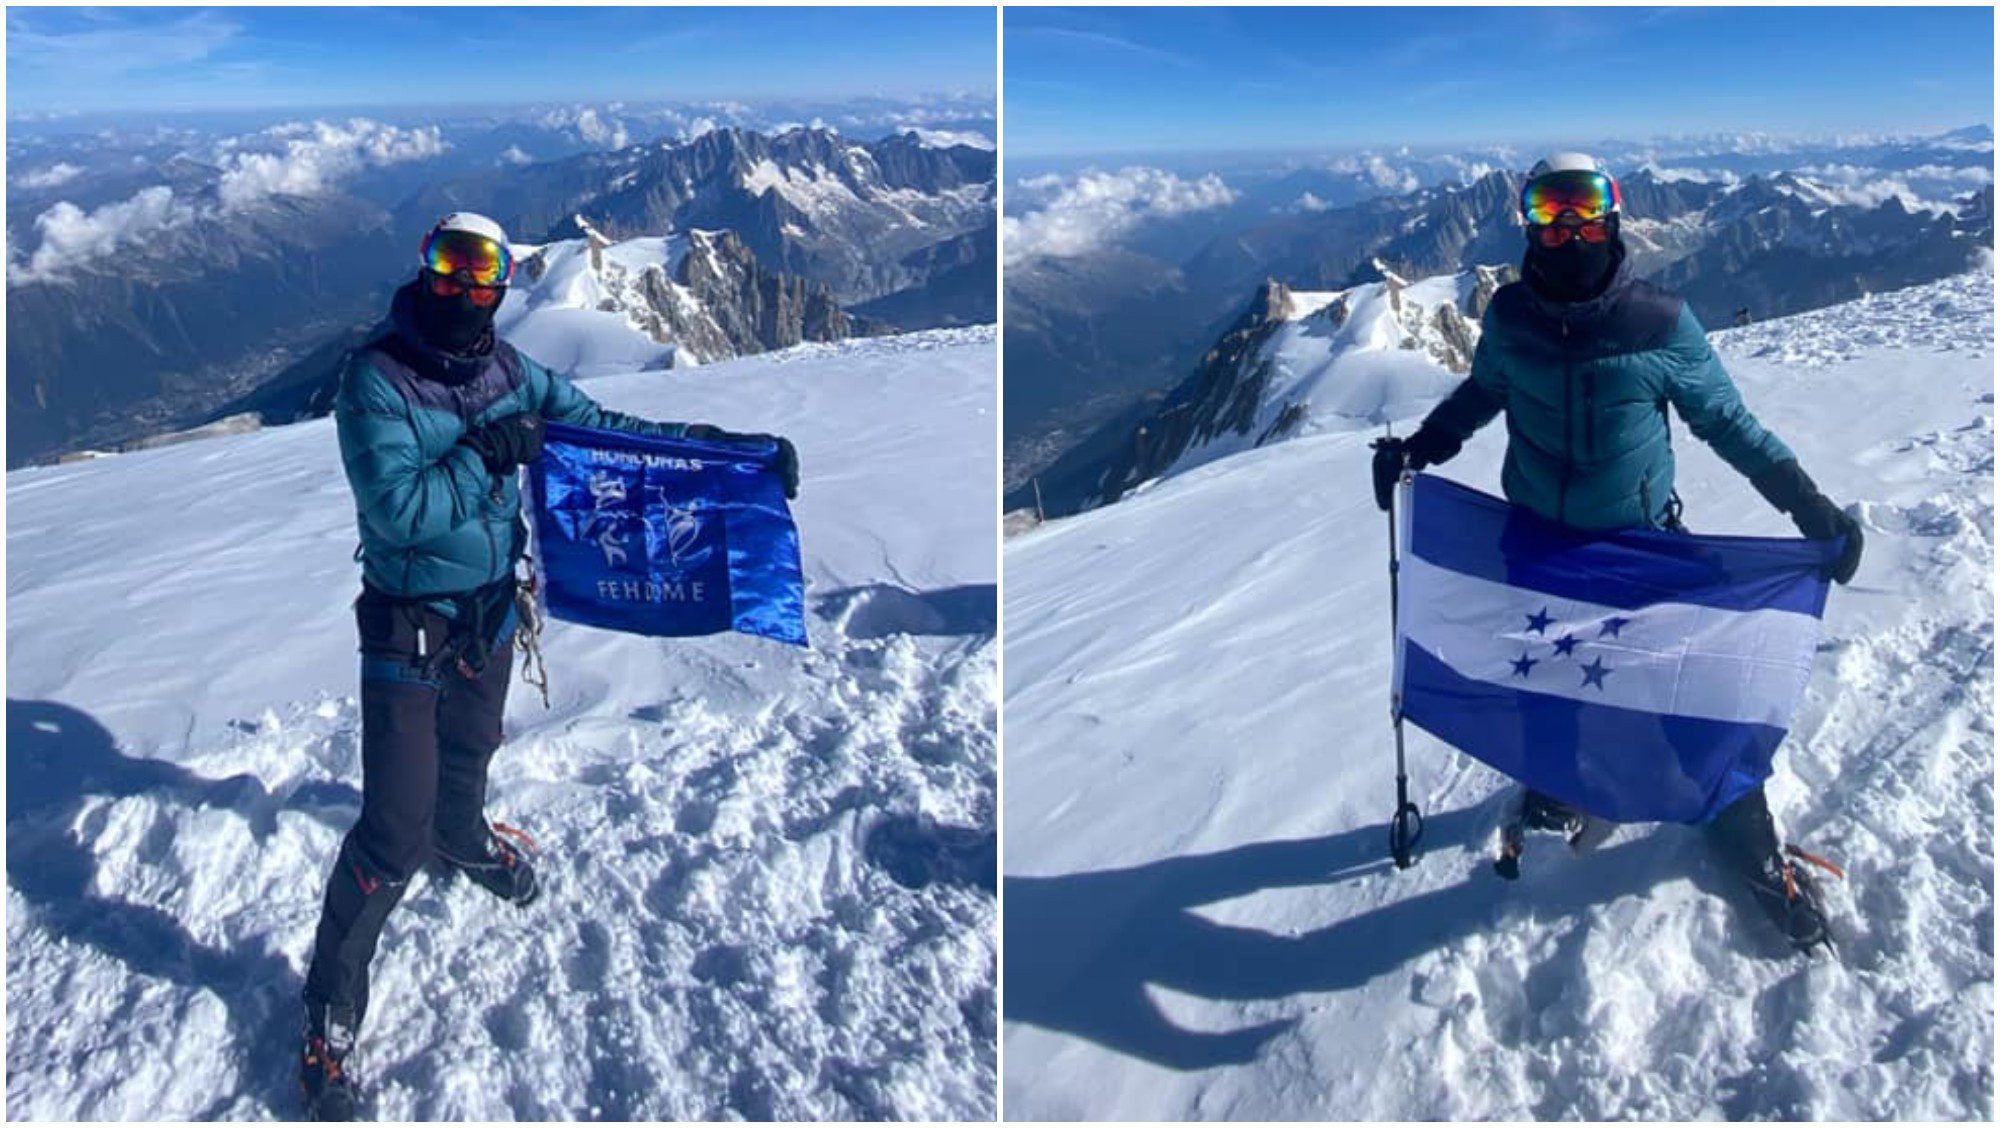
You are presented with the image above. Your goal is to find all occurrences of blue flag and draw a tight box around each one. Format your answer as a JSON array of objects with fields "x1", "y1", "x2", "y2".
[
  {"x1": 527, "y1": 421, "x2": 807, "y2": 647},
  {"x1": 1395, "y1": 473, "x2": 1841, "y2": 824}
]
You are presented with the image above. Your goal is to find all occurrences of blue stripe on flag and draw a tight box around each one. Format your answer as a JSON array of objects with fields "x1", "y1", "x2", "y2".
[
  {"x1": 1409, "y1": 474, "x2": 1838, "y2": 617},
  {"x1": 1401, "y1": 642, "x2": 1779, "y2": 824}
]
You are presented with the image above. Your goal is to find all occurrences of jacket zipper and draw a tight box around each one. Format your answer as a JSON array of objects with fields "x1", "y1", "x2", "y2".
[
  {"x1": 1583, "y1": 369, "x2": 1597, "y2": 459},
  {"x1": 485, "y1": 437, "x2": 504, "y2": 579},
  {"x1": 1559, "y1": 317, "x2": 1573, "y2": 524}
]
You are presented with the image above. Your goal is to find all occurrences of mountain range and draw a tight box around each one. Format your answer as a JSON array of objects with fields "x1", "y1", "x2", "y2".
[
  {"x1": 223, "y1": 222, "x2": 873, "y2": 433},
  {"x1": 8, "y1": 124, "x2": 995, "y2": 466},
  {"x1": 398, "y1": 127, "x2": 994, "y2": 309},
  {"x1": 1007, "y1": 137, "x2": 1995, "y2": 516}
]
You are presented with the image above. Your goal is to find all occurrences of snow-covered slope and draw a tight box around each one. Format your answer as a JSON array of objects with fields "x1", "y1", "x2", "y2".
[
  {"x1": 500, "y1": 222, "x2": 853, "y2": 379},
  {"x1": 7, "y1": 328, "x2": 997, "y2": 1120},
  {"x1": 498, "y1": 229, "x2": 698, "y2": 375},
  {"x1": 1082, "y1": 267, "x2": 1512, "y2": 510},
  {"x1": 1165, "y1": 266, "x2": 1510, "y2": 479},
  {"x1": 1003, "y1": 272, "x2": 1993, "y2": 1119}
]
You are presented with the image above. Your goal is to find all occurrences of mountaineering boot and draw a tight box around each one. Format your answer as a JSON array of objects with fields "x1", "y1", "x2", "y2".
[
  {"x1": 433, "y1": 823, "x2": 541, "y2": 906},
  {"x1": 1740, "y1": 846, "x2": 1838, "y2": 954},
  {"x1": 300, "y1": 1002, "x2": 361, "y2": 1121},
  {"x1": 1703, "y1": 788, "x2": 1841, "y2": 954},
  {"x1": 1521, "y1": 790, "x2": 1591, "y2": 844},
  {"x1": 1494, "y1": 789, "x2": 1606, "y2": 879},
  {"x1": 1494, "y1": 818, "x2": 1527, "y2": 880}
]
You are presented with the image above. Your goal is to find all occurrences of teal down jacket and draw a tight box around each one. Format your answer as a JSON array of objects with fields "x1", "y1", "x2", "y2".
[
  {"x1": 337, "y1": 285, "x2": 686, "y2": 600},
  {"x1": 1424, "y1": 259, "x2": 1793, "y2": 531}
]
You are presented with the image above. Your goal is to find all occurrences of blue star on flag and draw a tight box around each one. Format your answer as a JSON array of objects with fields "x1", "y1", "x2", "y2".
[
  {"x1": 1524, "y1": 607, "x2": 1554, "y2": 635},
  {"x1": 1511, "y1": 653, "x2": 1538, "y2": 677},
  {"x1": 1599, "y1": 615, "x2": 1632, "y2": 638},
  {"x1": 1580, "y1": 656, "x2": 1613, "y2": 690},
  {"x1": 1552, "y1": 633, "x2": 1579, "y2": 657}
]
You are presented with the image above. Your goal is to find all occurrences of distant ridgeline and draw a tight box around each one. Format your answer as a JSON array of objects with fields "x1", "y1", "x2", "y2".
[
  {"x1": 1012, "y1": 265, "x2": 1515, "y2": 519},
  {"x1": 8, "y1": 126, "x2": 996, "y2": 467},
  {"x1": 1007, "y1": 162, "x2": 1993, "y2": 522},
  {"x1": 225, "y1": 223, "x2": 883, "y2": 432}
]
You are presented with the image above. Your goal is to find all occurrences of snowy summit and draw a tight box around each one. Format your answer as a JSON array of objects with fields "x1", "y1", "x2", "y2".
[
  {"x1": 8, "y1": 328, "x2": 999, "y2": 1121},
  {"x1": 1003, "y1": 269, "x2": 1993, "y2": 1120}
]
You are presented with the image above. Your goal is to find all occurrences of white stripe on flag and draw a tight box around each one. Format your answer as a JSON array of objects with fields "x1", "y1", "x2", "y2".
[{"x1": 1398, "y1": 551, "x2": 1822, "y2": 728}]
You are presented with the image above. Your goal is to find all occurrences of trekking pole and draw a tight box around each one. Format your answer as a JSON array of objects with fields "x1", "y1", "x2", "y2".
[{"x1": 1379, "y1": 431, "x2": 1424, "y2": 869}]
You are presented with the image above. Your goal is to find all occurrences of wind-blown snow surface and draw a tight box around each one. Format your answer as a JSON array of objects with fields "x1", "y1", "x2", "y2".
[
  {"x1": 8, "y1": 329, "x2": 997, "y2": 1120},
  {"x1": 1003, "y1": 273, "x2": 1993, "y2": 1120}
]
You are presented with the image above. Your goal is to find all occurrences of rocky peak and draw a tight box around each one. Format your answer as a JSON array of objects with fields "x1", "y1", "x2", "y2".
[
  {"x1": 1087, "y1": 265, "x2": 1519, "y2": 507},
  {"x1": 674, "y1": 229, "x2": 854, "y2": 356},
  {"x1": 1618, "y1": 169, "x2": 1729, "y2": 221},
  {"x1": 869, "y1": 131, "x2": 996, "y2": 192},
  {"x1": 1246, "y1": 277, "x2": 1293, "y2": 325}
]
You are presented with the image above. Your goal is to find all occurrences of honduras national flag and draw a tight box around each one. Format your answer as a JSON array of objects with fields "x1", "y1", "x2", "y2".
[
  {"x1": 1395, "y1": 473, "x2": 1840, "y2": 825},
  {"x1": 528, "y1": 421, "x2": 808, "y2": 648}
]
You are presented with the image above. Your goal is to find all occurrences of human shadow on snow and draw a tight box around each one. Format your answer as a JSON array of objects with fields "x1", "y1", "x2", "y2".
[
  {"x1": 7, "y1": 698, "x2": 360, "y2": 1113},
  {"x1": 1004, "y1": 803, "x2": 1685, "y2": 1072}
]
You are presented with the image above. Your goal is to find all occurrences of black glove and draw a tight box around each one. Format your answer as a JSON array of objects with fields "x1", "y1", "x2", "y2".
[
  {"x1": 1369, "y1": 424, "x2": 1463, "y2": 511},
  {"x1": 1750, "y1": 460, "x2": 1864, "y2": 584},
  {"x1": 460, "y1": 413, "x2": 544, "y2": 475},
  {"x1": 686, "y1": 424, "x2": 800, "y2": 500}
]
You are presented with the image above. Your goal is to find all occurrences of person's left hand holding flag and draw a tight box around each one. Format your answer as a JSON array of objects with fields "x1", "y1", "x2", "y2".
[{"x1": 685, "y1": 424, "x2": 801, "y2": 500}]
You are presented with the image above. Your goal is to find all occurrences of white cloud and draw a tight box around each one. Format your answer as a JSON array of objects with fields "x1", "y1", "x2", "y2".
[
  {"x1": 1903, "y1": 163, "x2": 1996, "y2": 185},
  {"x1": 1640, "y1": 165, "x2": 1740, "y2": 185},
  {"x1": 1780, "y1": 164, "x2": 1988, "y2": 213},
  {"x1": 574, "y1": 108, "x2": 628, "y2": 150},
  {"x1": 908, "y1": 128, "x2": 994, "y2": 151},
  {"x1": 217, "y1": 119, "x2": 446, "y2": 210},
  {"x1": 499, "y1": 145, "x2": 534, "y2": 166},
  {"x1": 1003, "y1": 167, "x2": 1239, "y2": 265},
  {"x1": 538, "y1": 106, "x2": 630, "y2": 150},
  {"x1": 14, "y1": 162, "x2": 82, "y2": 189},
  {"x1": 1327, "y1": 154, "x2": 1421, "y2": 193},
  {"x1": 14, "y1": 118, "x2": 447, "y2": 284},
  {"x1": 12, "y1": 186, "x2": 196, "y2": 285},
  {"x1": 1440, "y1": 158, "x2": 1503, "y2": 185},
  {"x1": 1796, "y1": 162, "x2": 1993, "y2": 191},
  {"x1": 834, "y1": 99, "x2": 997, "y2": 132},
  {"x1": 1290, "y1": 191, "x2": 1334, "y2": 214}
]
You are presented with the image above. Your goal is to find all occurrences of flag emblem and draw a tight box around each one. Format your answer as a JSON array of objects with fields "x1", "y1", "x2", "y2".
[{"x1": 529, "y1": 421, "x2": 808, "y2": 647}]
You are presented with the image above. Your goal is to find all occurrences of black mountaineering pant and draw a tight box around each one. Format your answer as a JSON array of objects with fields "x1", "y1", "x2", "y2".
[
  {"x1": 1703, "y1": 786, "x2": 1782, "y2": 875},
  {"x1": 303, "y1": 583, "x2": 515, "y2": 1027}
]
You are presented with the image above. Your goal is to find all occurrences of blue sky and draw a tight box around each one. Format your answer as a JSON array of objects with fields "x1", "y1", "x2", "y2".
[
  {"x1": 1007, "y1": 7, "x2": 1995, "y2": 157},
  {"x1": 7, "y1": 6, "x2": 997, "y2": 114}
]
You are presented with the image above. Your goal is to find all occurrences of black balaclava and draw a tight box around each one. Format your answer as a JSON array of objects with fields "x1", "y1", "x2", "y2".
[
  {"x1": 410, "y1": 272, "x2": 498, "y2": 355},
  {"x1": 1524, "y1": 214, "x2": 1621, "y2": 305}
]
